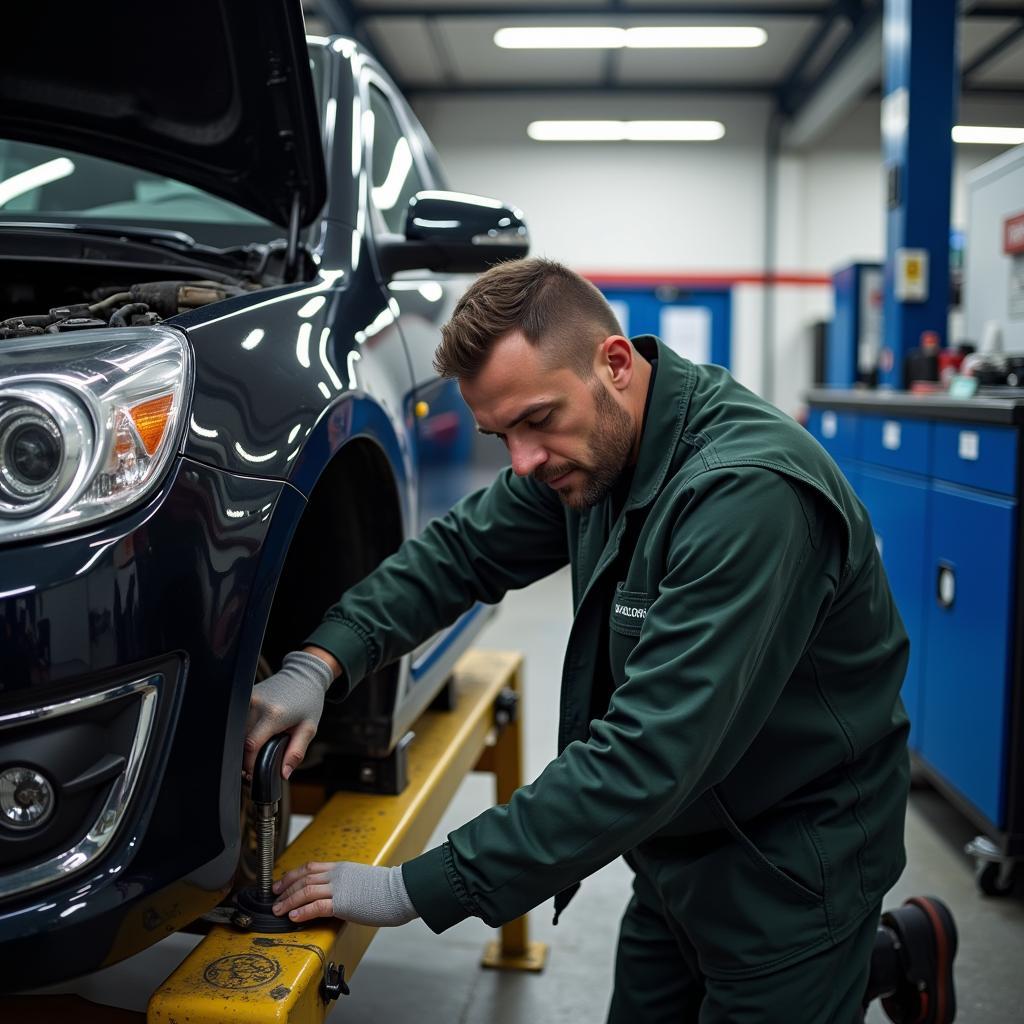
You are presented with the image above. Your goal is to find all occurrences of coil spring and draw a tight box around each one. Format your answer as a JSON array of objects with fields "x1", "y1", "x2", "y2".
[{"x1": 258, "y1": 813, "x2": 276, "y2": 900}]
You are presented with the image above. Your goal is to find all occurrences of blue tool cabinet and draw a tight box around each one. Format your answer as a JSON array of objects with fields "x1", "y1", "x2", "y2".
[{"x1": 806, "y1": 390, "x2": 1024, "y2": 880}]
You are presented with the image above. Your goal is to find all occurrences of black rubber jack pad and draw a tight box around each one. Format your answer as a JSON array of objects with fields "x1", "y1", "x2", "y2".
[{"x1": 232, "y1": 885, "x2": 305, "y2": 933}]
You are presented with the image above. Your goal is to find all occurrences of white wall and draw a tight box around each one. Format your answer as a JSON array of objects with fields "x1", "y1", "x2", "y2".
[
  {"x1": 414, "y1": 94, "x2": 772, "y2": 271},
  {"x1": 413, "y1": 91, "x2": 1024, "y2": 418}
]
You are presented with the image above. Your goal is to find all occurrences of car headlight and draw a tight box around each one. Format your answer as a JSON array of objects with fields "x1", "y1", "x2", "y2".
[{"x1": 0, "y1": 326, "x2": 191, "y2": 544}]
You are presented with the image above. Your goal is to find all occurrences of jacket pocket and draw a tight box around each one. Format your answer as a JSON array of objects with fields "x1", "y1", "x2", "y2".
[
  {"x1": 707, "y1": 791, "x2": 825, "y2": 905},
  {"x1": 643, "y1": 792, "x2": 833, "y2": 979},
  {"x1": 608, "y1": 583, "x2": 652, "y2": 686}
]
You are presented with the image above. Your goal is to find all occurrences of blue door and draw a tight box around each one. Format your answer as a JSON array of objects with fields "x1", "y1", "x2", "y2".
[
  {"x1": 920, "y1": 483, "x2": 1017, "y2": 828},
  {"x1": 599, "y1": 287, "x2": 732, "y2": 369}
]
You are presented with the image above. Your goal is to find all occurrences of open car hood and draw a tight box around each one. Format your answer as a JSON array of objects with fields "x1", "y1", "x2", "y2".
[{"x1": 0, "y1": 0, "x2": 327, "y2": 229}]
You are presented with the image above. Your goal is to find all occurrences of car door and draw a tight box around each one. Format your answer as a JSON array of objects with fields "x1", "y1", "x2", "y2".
[
  {"x1": 362, "y1": 70, "x2": 481, "y2": 528},
  {"x1": 361, "y1": 67, "x2": 491, "y2": 694}
]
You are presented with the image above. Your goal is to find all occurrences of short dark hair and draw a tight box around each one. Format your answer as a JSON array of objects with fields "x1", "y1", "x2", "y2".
[{"x1": 433, "y1": 257, "x2": 623, "y2": 380}]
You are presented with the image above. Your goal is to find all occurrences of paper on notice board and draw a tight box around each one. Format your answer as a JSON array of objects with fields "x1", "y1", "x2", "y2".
[{"x1": 660, "y1": 305, "x2": 711, "y2": 364}]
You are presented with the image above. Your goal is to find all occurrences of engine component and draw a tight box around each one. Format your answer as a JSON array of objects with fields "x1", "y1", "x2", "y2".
[
  {"x1": 48, "y1": 318, "x2": 110, "y2": 333},
  {"x1": 110, "y1": 302, "x2": 152, "y2": 328},
  {"x1": 128, "y1": 280, "x2": 245, "y2": 318},
  {"x1": 0, "y1": 279, "x2": 249, "y2": 339}
]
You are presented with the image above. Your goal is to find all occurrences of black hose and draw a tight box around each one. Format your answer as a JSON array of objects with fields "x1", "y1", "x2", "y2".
[
  {"x1": 109, "y1": 302, "x2": 150, "y2": 328},
  {"x1": 89, "y1": 291, "x2": 132, "y2": 317}
]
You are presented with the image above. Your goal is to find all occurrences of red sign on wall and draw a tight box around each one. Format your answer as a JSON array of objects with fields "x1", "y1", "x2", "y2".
[{"x1": 1006, "y1": 211, "x2": 1024, "y2": 255}]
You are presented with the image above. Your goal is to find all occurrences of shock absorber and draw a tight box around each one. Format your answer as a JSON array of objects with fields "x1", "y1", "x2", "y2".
[{"x1": 232, "y1": 733, "x2": 301, "y2": 932}]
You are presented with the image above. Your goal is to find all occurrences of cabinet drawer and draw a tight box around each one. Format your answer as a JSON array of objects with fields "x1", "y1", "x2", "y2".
[
  {"x1": 931, "y1": 423, "x2": 1017, "y2": 496},
  {"x1": 807, "y1": 408, "x2": 859, "y2": 461},
  {"x1": 860, "y1": 416, "x2": 930, "y2": 474}
]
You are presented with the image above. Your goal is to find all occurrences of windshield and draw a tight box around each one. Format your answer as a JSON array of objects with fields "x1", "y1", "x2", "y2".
[
  {"x1": 0, "y1": 46, "x2": 330, "y2": 248},
  {"x1": 0, "y1": 138, "x2": 279, "y2": 246}
]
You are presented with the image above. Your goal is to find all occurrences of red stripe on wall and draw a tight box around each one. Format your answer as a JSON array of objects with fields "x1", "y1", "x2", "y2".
[{"x1": 581, "y1": 271, "x2": 832, "y2": 288}]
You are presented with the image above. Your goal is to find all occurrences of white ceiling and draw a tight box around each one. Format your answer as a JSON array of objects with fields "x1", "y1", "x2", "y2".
[{"x1": 305, "y1": 2, "x2": 1024, "y2": 96}]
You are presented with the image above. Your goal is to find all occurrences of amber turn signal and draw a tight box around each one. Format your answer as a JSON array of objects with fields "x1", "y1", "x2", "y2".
[{"x1": 129, "y1": 394, "x2": 174, "y2": 455}]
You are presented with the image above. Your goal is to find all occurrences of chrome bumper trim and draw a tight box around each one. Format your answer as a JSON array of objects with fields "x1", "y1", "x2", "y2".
[{"x1": 0, "y1": 675, "x2": 160, "y2": 900}]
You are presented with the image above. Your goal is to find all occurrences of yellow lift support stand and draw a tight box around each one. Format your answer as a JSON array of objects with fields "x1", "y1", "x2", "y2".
[
  {"x1": 38, "y1": 649, "x2": 546, "y2": 1024},
  {"x1": 149, "y1": 649, "x2": 547, "y2": 1022}
]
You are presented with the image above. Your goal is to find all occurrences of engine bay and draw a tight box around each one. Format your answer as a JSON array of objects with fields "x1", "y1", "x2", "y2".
[
  {"x1": 0, "y1": 277, "x2": 254, "y2": 339},
  {"x1": 0, "y1": 223, "x2": 308, "y2": 340}
]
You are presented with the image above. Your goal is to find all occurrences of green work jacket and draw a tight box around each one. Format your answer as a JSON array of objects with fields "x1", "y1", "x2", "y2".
[{"x1": 307, "y1": 336, "x2": 910, "y2": 979}]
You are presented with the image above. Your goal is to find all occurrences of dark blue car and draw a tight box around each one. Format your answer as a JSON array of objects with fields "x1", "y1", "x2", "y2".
[{"x1": 0, "y1": 1, "x2": 528, "y2": 988}]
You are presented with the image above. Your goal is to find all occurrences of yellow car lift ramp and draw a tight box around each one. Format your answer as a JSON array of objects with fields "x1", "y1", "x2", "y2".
[{"x1": 147, "y1": 648, "x2": 547, "y2": 1023}]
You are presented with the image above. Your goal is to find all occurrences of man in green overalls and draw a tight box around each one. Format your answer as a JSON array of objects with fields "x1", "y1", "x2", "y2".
[{"x1": 245, "y1": 259, "x2": 956, "y2": 1023}]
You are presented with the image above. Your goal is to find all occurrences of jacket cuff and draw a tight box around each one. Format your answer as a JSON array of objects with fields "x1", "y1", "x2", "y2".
[
  {"x1": 402, "y1": 844, "x2": 474, "y2": 934},
  {"x1": 304, "y1": 619, "x2": 372, "y2": 698}
]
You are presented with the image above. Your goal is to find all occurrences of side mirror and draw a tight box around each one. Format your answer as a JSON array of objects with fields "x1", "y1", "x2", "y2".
[{"x1": 376, "y1": 191, "x2": 529, "y2": 277}]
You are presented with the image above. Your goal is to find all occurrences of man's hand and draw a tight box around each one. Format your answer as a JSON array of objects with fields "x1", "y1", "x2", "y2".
[
  {"x1": 271, "y1": 860, "x2": 419, "y2": 927},
  {"x1": 243, "y1": 649, "x2": 340, "y2": 780}
]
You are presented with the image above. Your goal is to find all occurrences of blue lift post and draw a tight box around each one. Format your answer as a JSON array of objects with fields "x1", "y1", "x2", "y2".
[{"x1": 879, "y1": 0, "x2": 959, "y2": 389}]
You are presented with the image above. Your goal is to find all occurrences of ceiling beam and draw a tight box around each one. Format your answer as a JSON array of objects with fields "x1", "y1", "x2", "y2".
[
  {"x1": 962, "y1": 84, "x2": 1024, "y2": 96},
  {"x1": 352, "y1": 4, "x2": 833, "y2": 18},
  {"x1": 425, "y1": 16, "x2": 459, "y2": 84},
  {"x1": 967, "y1": 4, "x2": 1024, "y2": 16},
  {"x1": 962, "y1": 18, "x2": 1024, "y2": 79},
  {"x1": 404, "y1": 81, "x2": 777, "y2": 97},
  {"x1": 323, "y1": 0, "x2": 358, "y2": 34},
  {"x1": 603, "y1": 0, "x2": 625, "y2": 86},
  {"x1": 777, "y1": 0, "x2": 860, "y2": 116},
  {"x1": 327, "y1": 0, "x2": 405, "y2": 84},
  {"x1": 780, "y1": 6, "x2": 882, "y2": 148}
]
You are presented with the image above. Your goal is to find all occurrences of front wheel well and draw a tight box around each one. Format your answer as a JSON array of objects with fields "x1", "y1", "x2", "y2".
[{"x1": 260, "y1": 438, "x2": 405, "y2": 746}]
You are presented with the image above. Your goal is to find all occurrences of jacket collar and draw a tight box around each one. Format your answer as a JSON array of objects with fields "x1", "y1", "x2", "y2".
[{"x1": 623, "y1": 336, "x2": 697, "y2": 512}]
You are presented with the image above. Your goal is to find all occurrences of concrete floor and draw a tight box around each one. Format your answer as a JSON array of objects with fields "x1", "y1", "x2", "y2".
[{"x1": 40, "y1": 565, "x2": 1024, "y2": 1021}]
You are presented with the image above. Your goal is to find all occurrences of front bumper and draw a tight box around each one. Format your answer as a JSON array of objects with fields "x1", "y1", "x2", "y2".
[{"x1": 0, "y1": 456, "x2": 298, "y2": 989}]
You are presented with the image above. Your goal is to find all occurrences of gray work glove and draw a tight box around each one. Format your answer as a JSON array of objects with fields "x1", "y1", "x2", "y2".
[
  {"x1": 244, "y1": 650, "x2": 335, "y2": 780},
  {"x1": 271, "y1": 860, "x2": 420, "y2": 927}
]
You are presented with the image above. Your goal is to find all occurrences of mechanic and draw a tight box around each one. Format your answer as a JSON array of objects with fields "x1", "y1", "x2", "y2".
[{"x1": 245, "y1": 258, "x2": 957, "y2": 1023}]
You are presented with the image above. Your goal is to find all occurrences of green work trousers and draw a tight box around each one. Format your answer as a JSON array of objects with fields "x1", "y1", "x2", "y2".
[{"x1": 607, "y1": 862, "x2": 880, "y2": 1024}]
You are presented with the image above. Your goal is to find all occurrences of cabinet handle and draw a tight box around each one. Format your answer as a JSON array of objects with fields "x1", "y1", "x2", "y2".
[
  {"x1": 936, "y1": 563, "x2": 956, "y2": 610},
  {"x1": 882, "y1": 420, "x2": 902, "y2": 451}
]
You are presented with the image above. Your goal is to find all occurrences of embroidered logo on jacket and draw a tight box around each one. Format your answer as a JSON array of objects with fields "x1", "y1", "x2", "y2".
[
  {"x1": 614, "y1": 604, "x2": 647, "y2": 620},
  {"x1": 611, "y1": 589, "x2": 652, "y2": 635}
]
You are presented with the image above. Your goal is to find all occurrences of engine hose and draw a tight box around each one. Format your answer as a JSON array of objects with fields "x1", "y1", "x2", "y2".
[
  {"x1": 109, "y1": 302, "x2": 151, "y2": 328},
  {"x1": 89, "y1": 291, "x2": 132, "y2": 317}
]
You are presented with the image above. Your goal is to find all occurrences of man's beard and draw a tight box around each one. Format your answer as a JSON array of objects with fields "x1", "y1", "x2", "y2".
[{"x1": 537, "y1": 381, "x2": 636, "y2": 511}]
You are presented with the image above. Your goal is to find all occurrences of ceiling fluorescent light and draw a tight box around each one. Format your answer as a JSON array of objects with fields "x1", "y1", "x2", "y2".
[
  {"x1": 952, "y1": 125, "x2": 1024, "y2": 145},
  {"x1": 528, "y1": 121, "x2": 624, "y2": 141},
  {"x1": 626, "y1": 27, "x2": 767, "y2": 48},
  {"x1": 495, "y1": 27, "x2": 625, "y2": 49},
  {"x1": 627, "y1": 120, "x2": 726, "y2": 141},
  {"x1": 495, "y1": 26, "x2": 767, "y2": 49},
  {"x1": 528, "y1": 120, "x2": 725, "y2": 142}
]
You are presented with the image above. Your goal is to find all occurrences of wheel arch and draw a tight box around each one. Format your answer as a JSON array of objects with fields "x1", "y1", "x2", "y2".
[{"x1": 260, "y1": 433, "x2": 405, "y2": 676}]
